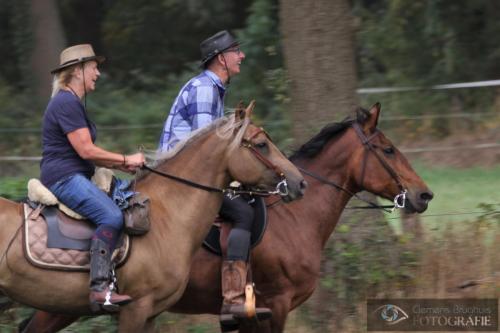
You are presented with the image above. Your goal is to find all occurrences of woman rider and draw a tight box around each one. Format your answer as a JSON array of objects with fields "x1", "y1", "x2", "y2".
[{"x1": 40, "y1": 44, "x2": 145, "y2": 312}]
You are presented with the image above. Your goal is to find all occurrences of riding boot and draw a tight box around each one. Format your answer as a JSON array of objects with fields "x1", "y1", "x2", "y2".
[
  {"x1": 220, "y1": 260, "x2": 272, "y2": 330},
  {"x1": 89, "y1": 238, "x2": 132, "y2": 312}
]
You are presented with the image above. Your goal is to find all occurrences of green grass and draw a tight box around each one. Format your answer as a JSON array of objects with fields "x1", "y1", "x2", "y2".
[{"x1": 386, "y1": 164, "x2": 500, "y2": 232}]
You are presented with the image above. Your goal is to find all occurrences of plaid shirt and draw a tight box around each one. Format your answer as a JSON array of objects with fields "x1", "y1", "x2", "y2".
[{"x1": 159, "y1": 70, "x2": 226, "y2": 152}]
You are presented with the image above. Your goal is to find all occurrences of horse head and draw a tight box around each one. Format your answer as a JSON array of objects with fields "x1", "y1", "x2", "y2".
[
  {"x1": 347, "y1": 103, "x2": 433, "y2": 213},
  {"x1": 227, "y1": 101, "x2": 307, "y2": 202}
]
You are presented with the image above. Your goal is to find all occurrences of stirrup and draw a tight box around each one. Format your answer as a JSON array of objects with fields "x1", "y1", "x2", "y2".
[{"x1": 220, "y1": 283, "x2": 271, "y2": 329}]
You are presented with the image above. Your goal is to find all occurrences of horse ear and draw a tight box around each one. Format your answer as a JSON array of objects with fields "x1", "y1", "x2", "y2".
[
  {"x1": 234, "y1": 101, "x2": 245, "y2": 122},
  {"x1": 366, "y1": 102, "x2": 381, "y2": 130},
  {"x1": 243, "y1": 100, "x2": 256, "y2": 119}
]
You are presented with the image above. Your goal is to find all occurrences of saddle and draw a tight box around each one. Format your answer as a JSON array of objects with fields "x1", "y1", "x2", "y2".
[
  {"x1": 202, "y1": 196, "x2": 267, "y2": 256},
  {"x1": 23, "y1": 203, "x2": 130, "y2": 272},
  {"x1": 23, "y1": 169, "x2": 131, "y2": 272}
]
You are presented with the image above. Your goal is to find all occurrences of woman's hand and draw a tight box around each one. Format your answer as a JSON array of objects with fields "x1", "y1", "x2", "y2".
[{"x1": 123, "y1": 152, "x2": 145, "y2": 173}]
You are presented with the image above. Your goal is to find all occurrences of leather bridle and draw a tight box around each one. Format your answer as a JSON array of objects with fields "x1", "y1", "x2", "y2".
[{"x1": 297, "y1": 122, "x2": 407, "y2": 212}]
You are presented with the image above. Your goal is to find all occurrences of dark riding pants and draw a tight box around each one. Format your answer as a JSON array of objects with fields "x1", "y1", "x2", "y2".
[{"x1": 219, "y1": 195, "x2": 254, "y2": 261}]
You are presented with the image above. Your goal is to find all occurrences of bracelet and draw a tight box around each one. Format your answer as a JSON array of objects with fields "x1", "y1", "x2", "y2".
[{"x1": 122, "y1": 154, "x2": 127, "y2": 166}]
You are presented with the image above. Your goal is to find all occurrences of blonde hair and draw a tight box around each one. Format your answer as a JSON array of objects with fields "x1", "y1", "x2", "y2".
[
  {"x1": 51, "y1": 65, "x2": 77, "y2": 97},
  {"x1": 50, "y1": 61, "x2": 96, "y2": 97}
]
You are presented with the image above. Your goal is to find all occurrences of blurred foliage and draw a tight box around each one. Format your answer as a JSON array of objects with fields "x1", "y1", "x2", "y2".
[
  {"x1": 0, "y1": 177, "x2": 27, "y2": 200},
  {"x1": 0, "y1": 0, "x2": 32, "y2": 90},
  {"x1": 354, "y1": 0, "x2": 500, "y2": 137},
  {"x1": 58, "y1": 0, "x2": 252, "y2": 90},
  {"x1": 227, "y1": 0, "x2": 292, "y2": 147},
  {"x1": 355, "y1": 0, "x2": 500, "y2": 85}
]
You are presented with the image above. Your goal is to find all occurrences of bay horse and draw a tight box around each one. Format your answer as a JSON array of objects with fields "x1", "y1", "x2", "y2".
[
  {"x1": 20, "y1": 103, "x2": 433, "y2": 333},
  {"x1": 0, "y1": 102, "x2": 306, "y2": 333}
]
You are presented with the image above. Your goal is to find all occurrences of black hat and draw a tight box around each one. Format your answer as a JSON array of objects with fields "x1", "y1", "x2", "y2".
[{"x1": 200, "y1": 30, "x2": 239, "y2": 67}]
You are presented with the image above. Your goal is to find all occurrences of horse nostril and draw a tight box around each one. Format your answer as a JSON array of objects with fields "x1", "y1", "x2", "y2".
[
  {"x1": 419, "y1": 191, "x2": 434, "y2": 202},
  {"x1": 299, "y1": 180, "x2": 308, "y2": 194}
]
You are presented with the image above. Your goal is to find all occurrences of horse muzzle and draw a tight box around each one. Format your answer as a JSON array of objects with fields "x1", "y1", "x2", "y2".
[
  {"x1": 281, "y1": 179, "x2": 307, "y2": 203},
  {"x1": 404, "y1": 189, "x2": 434, "y2": 213}
]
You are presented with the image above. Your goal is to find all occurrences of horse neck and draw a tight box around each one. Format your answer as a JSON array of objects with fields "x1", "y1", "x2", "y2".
[
  {"x1": 136, "y1": 132, "x2": 232, "y2": 250},
  {"x1": 291, "y1": 134, "x2": 359, "y2": 249}
]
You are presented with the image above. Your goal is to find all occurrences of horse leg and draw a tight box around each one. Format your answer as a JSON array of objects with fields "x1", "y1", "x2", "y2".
[
  {"x1": 142, "y1": 317, "x2": 157, "y2": 333},
  {"x1": 19, "y1": 311, "x2": 78, "y2": 333},
  {"x1": 117, "y1": 297, "x2": 154, "y2": 333},
  {"x1": 267, "y1": 302, "x2": 290, "y2": 333},
  {"x1": 257, "y1": 295, "x2": 292, "y2": 333}
]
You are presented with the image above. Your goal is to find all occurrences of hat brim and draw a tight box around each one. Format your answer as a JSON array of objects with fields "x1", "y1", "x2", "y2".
[
  {"x1": 51, "y1": 55, "x2": 106, "y2": 74},
  {"x1": 200, "y1": 41, "x2": 241, "y2": 68}
]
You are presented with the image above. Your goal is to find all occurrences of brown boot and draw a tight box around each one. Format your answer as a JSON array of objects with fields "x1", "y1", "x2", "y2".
[
  {"x1": 220, "y1": 260, "x2": 272, "y2": 329},
  {"x1": 89, "y1": 239, "x2": 132, "y2": 313}
]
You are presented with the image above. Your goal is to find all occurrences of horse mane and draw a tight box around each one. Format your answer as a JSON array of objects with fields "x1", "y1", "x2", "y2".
[
  {"x1": 138, "y1": 114, "x2": 249, "y2": 180},
  {"x1": 290, "y1": 107, "x2": 370, "y2": 161}
]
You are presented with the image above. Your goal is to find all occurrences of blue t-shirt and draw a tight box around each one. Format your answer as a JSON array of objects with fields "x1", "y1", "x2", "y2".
[{"x1": 40, "y1": 90, "x2": 97, "y2": 188}]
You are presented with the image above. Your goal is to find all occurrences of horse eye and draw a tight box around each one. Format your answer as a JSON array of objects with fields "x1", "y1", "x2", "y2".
[
  {"x1": 383, "y1": 146, "x2": 395, "y2": 154},
  {"x1": 255, "y1": 142, "x2": 268, "y2": 149}
]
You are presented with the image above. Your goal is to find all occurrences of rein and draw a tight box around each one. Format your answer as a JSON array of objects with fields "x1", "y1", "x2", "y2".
[
  {"x1": 141, "y1": 127, "x2": 290, "y2": 198},
  {"x1": 298, "y1": 167, "x2": 400, "y2": 213},
  {"x1": 141, "y1": 165, "x2": 285, "y2": 197}
]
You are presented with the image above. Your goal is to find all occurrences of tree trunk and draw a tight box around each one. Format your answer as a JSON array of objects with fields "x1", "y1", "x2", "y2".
[
  {"x1": 29, "y1": 0, "x2": 65, "y2": 104},
  {"x1": 279, "y1": 2, "x2": 408, "y2": 330},
  {"x1": 279, "y1": 0, "x2": 358, "y2": 142}
]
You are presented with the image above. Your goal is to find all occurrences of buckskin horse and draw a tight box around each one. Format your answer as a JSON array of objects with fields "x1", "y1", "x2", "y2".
[
  {"x1": 20, "y1": 103, "x2": 433, "y2": 333},
  {"x1": 0, "y1": 102, "x2": 306, "y2": 333}
]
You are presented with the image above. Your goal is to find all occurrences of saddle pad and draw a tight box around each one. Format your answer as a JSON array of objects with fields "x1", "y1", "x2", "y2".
[
  {"x1": 23, "y1": 204, "x2": 130, "y2": 272},
  {"x1": 202, "y1": 196, "x2": 267, "y2": 256}
]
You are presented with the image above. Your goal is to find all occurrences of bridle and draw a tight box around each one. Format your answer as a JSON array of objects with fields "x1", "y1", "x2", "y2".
[
  {"x1": 142, "y1": 125, "x2": 289, "y2": 198},
  {"x1": 241, "y1": 127, "x2": 289, "y2": 196},
  {"x1": 352, "y1": 122, "x2": 407, "y2": 208},
  {"x1": 298, "y1": 122, "x2": 407, "y2": 212}
]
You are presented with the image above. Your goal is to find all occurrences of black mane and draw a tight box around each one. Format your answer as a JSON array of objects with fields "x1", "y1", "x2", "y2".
[{"x1": 290, "y1": 107, "x2": 370, "y2": 161}]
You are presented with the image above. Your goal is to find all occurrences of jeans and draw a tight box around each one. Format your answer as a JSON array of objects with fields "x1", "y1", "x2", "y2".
[{"x1": 50, "y1": 173, "x2": 123, "y2": 231}]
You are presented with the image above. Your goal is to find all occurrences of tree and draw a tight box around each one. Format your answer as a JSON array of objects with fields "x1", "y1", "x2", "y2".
[
  {"x1": 279, "y1": 0, "x2": 359, "y2": 142},
  {"x1": 29, "y1": 0, "x2": 66, "y2": 104},
  {"x1": 279, "y1": 2, "x2": 403, "y2": 331}
]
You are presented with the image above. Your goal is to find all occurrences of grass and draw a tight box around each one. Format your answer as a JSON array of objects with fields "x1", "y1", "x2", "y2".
[{"x1": 385, "y1": 164, "x2": 500, "y2": 233}]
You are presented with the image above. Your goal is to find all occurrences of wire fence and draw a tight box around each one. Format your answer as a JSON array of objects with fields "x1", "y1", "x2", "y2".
[
  {"x1": 357, "y1": 79, "x2": 500, "y2": 94},
  {"x1": 0, "y1": 111, "x2": 498, "y2": 134},
  {"x1": 1, "y1": 141, "x2": 499, "y2": 161}
]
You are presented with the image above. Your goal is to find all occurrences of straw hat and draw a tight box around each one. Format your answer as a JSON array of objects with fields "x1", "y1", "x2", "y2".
[
  {"x1": 200, "y1": 30, "x2": 240, "y2": 67},
  {"x1": 51, "y1": 44, "x2": 105, "y2": 74}
]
